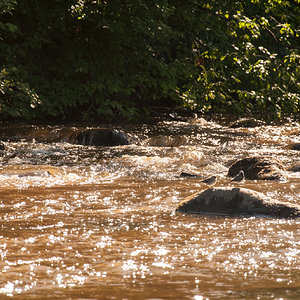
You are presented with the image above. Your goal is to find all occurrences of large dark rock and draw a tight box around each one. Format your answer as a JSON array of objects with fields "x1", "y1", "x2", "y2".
[
  {"x1": 73, "y1": 129, "x2": 131, "y2": 146},
  {"x1": 228, "y1": 156, "x2": 286, "y2": 180},
  {"x1": 288, "y1": 164, "x2": 300, "y2": 172},
  {"x1": 176, "y1": 187, "x2": 300, "y2": 218},
  {"x1": 0, "y1": 142, "x2": 4, "y2": 156},
  {"x1": 290, "y1": 143, "x2": 300, "y2": 151}
]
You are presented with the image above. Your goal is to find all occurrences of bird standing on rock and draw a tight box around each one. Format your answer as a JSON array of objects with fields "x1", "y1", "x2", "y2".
[
  {"x1": 201, "y1": 175, "x2": 217, "y2": 186},
  {"x1": 230, "y1": 170, "x2": 245, "y2": 183}
]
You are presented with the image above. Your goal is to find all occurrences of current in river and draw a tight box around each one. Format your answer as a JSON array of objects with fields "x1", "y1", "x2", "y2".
[{"x1": 0, "y1": 117, "x2": 299, "y2": 299}]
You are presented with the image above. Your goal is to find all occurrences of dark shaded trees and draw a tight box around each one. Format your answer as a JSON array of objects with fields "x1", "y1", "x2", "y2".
[{"x1": 0, "y1": 0, "x2": 299, "y2": 121}]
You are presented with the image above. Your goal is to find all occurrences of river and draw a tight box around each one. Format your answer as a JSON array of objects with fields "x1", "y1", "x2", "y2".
[{"x1": 0, "y1": 117, "x2": 299, "y2": 299}]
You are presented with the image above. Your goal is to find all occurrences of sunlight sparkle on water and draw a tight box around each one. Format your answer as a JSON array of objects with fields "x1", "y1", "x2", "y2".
[{"x1": 1, "y1": 120, "x2": 300, "y2": 298}]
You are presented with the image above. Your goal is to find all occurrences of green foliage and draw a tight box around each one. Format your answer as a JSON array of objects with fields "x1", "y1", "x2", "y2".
[
  {"x1": 181, "y1": 0, "x2": 300, "y2": 119},
  {"x1": 0, "y1": 68, "x2": 40, "y2": 118},
  {"x1": 0, "y1": 0, "x2": 299, "y2": 121},
  {"x1": 0, "y1": 0, "x2": 39, "y2": 119}
]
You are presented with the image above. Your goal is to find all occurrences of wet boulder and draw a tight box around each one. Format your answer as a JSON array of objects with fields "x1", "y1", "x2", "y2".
[
  {"x1": 288, "y1": 163, "x2": 300, "y2": 172},
  {"x1": 73, "y1": 129, "x2": 131, "y2": 146},
  {"x1": 0, "y1": 142, "x2": 4, "y2": 156},
  {"x1": 176, "y1": 187, "x2": 300, "y2": 218},
  {"x1": 290, "y1": 143, "x2": 300, "y2": 151},
  {"x1": 228, "y1": 156, "x2": 286, "y2": 180}
]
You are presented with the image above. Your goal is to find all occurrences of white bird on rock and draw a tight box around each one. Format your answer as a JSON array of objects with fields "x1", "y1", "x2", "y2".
[
  {"x1": 230, "y1": 170, "x2": 245, "y2": 183},
  {"x1": 201, "y1": 175, "x2": 217, "y2": 186}
]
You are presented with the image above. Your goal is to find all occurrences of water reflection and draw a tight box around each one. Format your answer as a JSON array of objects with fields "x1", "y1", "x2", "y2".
[{"x1": 0, "y1": 118, "x2": 299, "y2": 298}]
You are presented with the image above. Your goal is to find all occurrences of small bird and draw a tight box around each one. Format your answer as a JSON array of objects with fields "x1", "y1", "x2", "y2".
[
  {"x1": 230, "y1": 170, "x2": 245, "y2": 183},
  {"x1": 201, "y1": 175, "x2": 217, "y2": 186}
]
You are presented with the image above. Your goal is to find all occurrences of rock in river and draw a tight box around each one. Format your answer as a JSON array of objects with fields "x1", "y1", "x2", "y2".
[
  {"x1": 288, "y1": 163, "x2": 300, "y2": 172},
  {"x1": 0, "y1": 142, "x2": 4, "y2": 156},
  {"x1": 290, "y1": 143, "x2": 300, "y2": 151},
  {"x1": 176, "y1": 187, "x2": 300, "y2": 218},
  {"x1": 228, "y1": 156, "x2": 286, "y2": 180},
  {"x1": 73, "y1": 129, "x2": 131, "y2": 146},
  {"x1": 229, "y1": 118, "x2": 265, "y2": 128}
]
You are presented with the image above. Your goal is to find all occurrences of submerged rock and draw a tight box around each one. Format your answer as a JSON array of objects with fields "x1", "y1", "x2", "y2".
[
  {"x1": 229, "y1": 118, "x2": 265, "y2": 128},
  {"x1": 0, "y1": 165, "x2": 62, "y2": 177},
  {"x1": 73, "y1": 129, "x2": 131, "y2": 146},
  {"x1": 228, "y1": 156, "x2": 286, "y2": 180},
  {"x1": 179, "y1": 171, "x2": 201, "y2": 178},
  {"x1": 176, "y1": 187, "x2": 300, "y2": 218},
  {"x1": 146, "y1": 135, "x2": 187, "y2": 147}
]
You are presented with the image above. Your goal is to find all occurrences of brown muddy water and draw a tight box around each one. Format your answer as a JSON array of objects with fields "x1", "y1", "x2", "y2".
[{"x1": 0, "y1": 118, "x2": 299, "y2": 299}]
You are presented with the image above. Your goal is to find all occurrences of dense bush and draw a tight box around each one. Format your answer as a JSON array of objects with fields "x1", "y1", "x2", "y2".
[
  {"x1": 181, "y1": 0, "x2": 300, "y2": 119},
  {"x1": 0, "y1": 0, "x2": 299, "y2": 121}
]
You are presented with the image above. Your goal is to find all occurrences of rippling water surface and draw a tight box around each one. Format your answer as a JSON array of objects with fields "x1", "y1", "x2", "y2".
[{"x1": 0, "y1": 118, "x2": 299, "y2": 299}]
